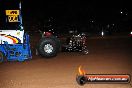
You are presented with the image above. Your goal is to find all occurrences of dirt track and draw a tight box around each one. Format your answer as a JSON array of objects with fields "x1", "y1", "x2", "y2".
[{"x1": 0, "y1": 36, "x2": 132, "y2": 88}]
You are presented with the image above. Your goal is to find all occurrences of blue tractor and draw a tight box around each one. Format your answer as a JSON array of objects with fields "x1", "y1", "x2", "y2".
[{"x1": 0, "y1": 1, "x2": 32, "y2": 62}]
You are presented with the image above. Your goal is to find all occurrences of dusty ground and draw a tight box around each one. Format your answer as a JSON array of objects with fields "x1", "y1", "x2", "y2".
[{"x1": 0, "y1": 36, "x2": 132, "y2": 88}]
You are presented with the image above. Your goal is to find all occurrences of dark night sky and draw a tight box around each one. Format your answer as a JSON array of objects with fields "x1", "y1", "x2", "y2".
[
  {"x1": 22, "y1": 0, "x2": 131, "y2": 23},
  {"x1": 0, "y1": 0, "x2": 132, "y2": 25}
]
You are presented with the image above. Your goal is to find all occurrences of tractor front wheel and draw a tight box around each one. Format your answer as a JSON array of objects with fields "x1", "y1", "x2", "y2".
[{"x1": 37, "y1": 36, "x2": 60, "y2": 58}]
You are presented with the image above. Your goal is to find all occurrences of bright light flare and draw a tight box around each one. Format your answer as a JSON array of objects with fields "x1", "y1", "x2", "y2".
[
  {"x1": 101, "y1": 31, "x2": 104, "y2": 36},
  {"x1": 78, "y1": 65, "x2": 86, "y2": 75}
]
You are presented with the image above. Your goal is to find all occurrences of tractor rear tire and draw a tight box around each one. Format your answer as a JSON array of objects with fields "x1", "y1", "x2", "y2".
[{"x1": 37, "y1": 36, "x2": 60, "y2": 58}]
